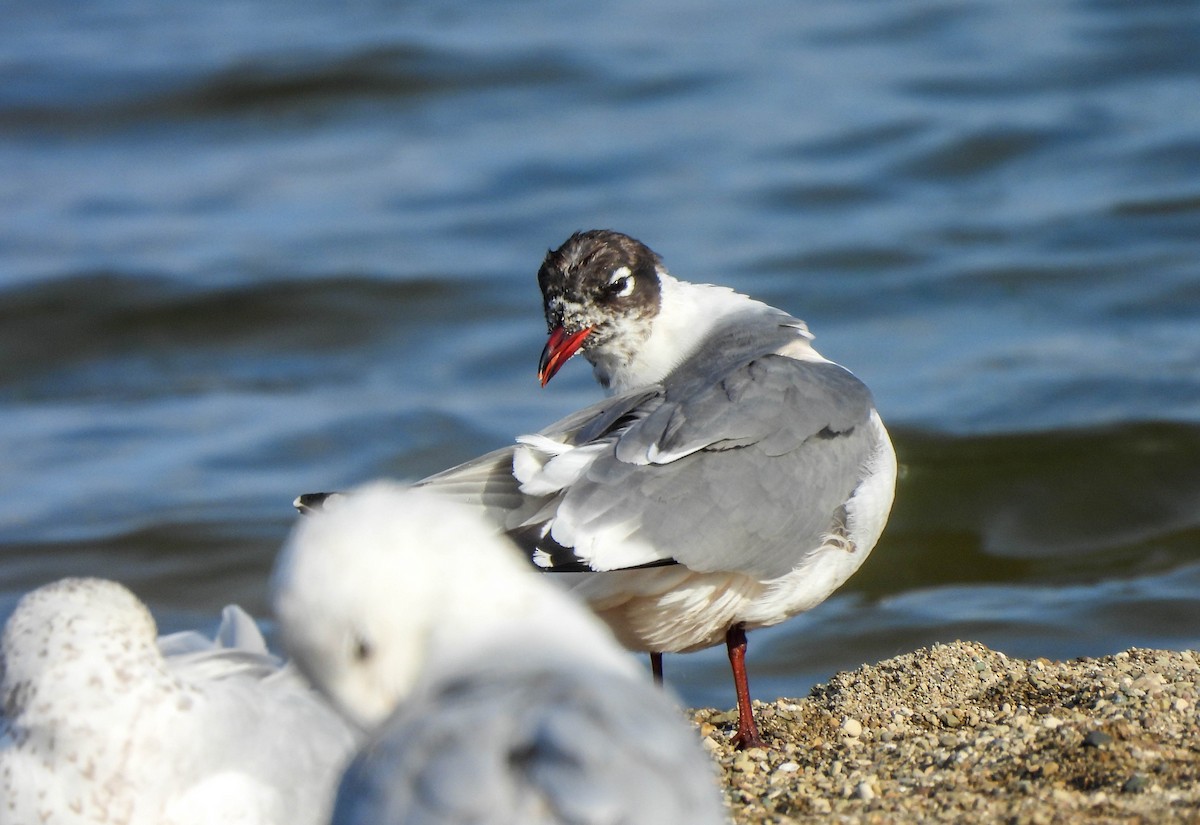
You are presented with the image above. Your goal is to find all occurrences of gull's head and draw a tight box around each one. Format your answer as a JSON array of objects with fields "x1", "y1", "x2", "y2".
[
  {"x1": 536, "y1": 230, "x2": 664, "y2": 386},
  {"x1": 271, "y1": 481, "x2": 557, "y2": 730}
]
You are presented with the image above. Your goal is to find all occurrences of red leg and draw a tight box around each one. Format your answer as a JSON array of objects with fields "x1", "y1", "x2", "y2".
[
  {"x1": 650, "y1": 652, "x2": 664, "y2": 686},
  {"x1": 726, "y1": 622, "x2": 765, "y2": 750}
]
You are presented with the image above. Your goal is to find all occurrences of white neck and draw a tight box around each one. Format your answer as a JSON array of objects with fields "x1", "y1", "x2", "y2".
[{"x1": 588, "y1": 271, "x2": 812, "y2": 394}]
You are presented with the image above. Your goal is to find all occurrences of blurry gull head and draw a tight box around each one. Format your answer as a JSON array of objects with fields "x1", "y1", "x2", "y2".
[
  {"x1": 0, "y1": 577, "x2": 357, "y2": 825},
  {"x1": 271, "y1": 480, "x2": 641, "y2": 730},
  {"x1": 271, "y1": 481, "x2": 728, "y2": 825}
]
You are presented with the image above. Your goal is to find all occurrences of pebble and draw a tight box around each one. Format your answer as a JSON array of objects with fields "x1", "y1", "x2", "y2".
[
  {"x1": 710, "y1": 709, "x2": 738, "y2": 725},
  {"x1": 841, "y1": 717, "x2": 863, "y2": 738},
  {"x1": 732, "y1": 754, "x2": 758, "y2": 776},
  {"x1": 938, "y1": 710, "x2": 961, "y2": 727},
  {"x1": 1122, "y1": 774, "x2": 1149, "y2": 794}
]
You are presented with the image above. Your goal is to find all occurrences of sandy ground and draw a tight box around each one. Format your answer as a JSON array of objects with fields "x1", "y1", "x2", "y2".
[{"x1": 692, "y1": 641, "x2": 1200, "y2": 824}]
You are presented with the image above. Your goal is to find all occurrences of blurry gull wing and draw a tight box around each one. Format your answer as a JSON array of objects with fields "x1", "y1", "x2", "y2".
[
  {"x1": 156, "y1": 604, "x2": 271, "y2": 659},
  {"x1": 331, "y1": 661, "x2": 727, "y2": 825},
  {"x1": 212, "y1": 602, "x2": 273, "y2": 653},
  {"x1": 158, "y1": 603, "x2": 285, "y2": 681}
]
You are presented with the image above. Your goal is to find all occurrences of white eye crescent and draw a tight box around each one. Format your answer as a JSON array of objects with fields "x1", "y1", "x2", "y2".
[{"x1": 607, "y1": 266, "x2": 635, "y2": 297}]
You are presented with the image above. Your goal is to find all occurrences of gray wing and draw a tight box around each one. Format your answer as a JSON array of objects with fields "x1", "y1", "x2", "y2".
[
  {"x1": 330, "y1": 663, "x2": 727, "y2": 825},
  {"x1": 620, "y1": 354, "x2": 871, "y2": 462},
  {"x1": 413, "y1": 444, "x2": 528, "y2": 520},
  {"x1": 416, "y1": 354, "x2": 877, "y2": 580},
  {"x1": 529, "y1": 356, "x2": 878, "y2": 580},
  {"x1": 412, "y1": 388, "x2": 659, "y2": 529}
]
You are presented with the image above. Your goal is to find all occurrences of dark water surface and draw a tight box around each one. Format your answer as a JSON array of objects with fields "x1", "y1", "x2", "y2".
[{"x1": 3, "y1": 0, "x2": 1199, "y2": 709}]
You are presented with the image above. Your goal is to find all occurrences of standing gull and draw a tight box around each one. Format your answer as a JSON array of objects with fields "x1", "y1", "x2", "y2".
[
  {"x1": 0, "y1": 578, "x2": 357, "y2": 825},
  {"x1": 272, "y1": 481, "x2": 727, "y2": 825},
  {"x1": 298, "y1": 229, "x2": 897, "y2": 749}
]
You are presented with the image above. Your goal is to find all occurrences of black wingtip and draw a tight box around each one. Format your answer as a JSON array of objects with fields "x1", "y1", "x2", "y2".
[
  {"x1": 293, "y1": 492, "x2": 341, "y2": 515},
  {"x1": 508, "y1": 522, "x2": 681, "y2": 573}
]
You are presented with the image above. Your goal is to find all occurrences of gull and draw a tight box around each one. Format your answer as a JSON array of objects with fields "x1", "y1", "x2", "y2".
[
  {"x1": 271, "y1": 481, "x2": 727, "y2": 825},
  {"x1": 297, "y1": 229, "x2": 897, "y2": 749},
  {"x1": 0, "y1": 577, "x2": 357, "y2": 825}
]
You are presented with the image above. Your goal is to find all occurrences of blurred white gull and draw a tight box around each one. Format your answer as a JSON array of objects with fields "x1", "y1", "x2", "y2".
[
  {"x1": 0, "y1": 577, "x2": 358, "y2": 825},
  {"x1": 271, "y1": 481, "x2": 728, "y2": 825}
]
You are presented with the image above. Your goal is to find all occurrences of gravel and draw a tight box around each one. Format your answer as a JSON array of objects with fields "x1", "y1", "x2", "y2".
[{"x1": 691, "y1": 641, "x2": 1200, "y2": 823}]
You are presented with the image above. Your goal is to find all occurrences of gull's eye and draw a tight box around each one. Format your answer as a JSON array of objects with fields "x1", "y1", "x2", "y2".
[
  {"x1": 605, "y1": 267, "x2": 635, "y2": 299},
  {"x1": 352, "y1": 636, "x2": 373, "y2": 663}
]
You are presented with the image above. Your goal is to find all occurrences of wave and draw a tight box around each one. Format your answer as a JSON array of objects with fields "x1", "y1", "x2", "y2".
[
  {"x1": 864, "y1": 422, "x2": 1200, "y2": 598},
  {"x1": 0, "y1": 270, "x2": 479, "y2": 381},
  {"x1": 0, "y1": 43, "x2": 587, "y2": 134}
]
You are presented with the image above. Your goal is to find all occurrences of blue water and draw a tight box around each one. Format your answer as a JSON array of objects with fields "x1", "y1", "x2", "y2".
[{"x1": 2, "y1": 0, "x2": 1199, "y2": 709}]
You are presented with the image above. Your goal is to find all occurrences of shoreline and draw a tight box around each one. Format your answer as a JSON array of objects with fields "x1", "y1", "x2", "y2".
[{"x1": 692, "y1": 641, "x2": 1200, "y2": 823}]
